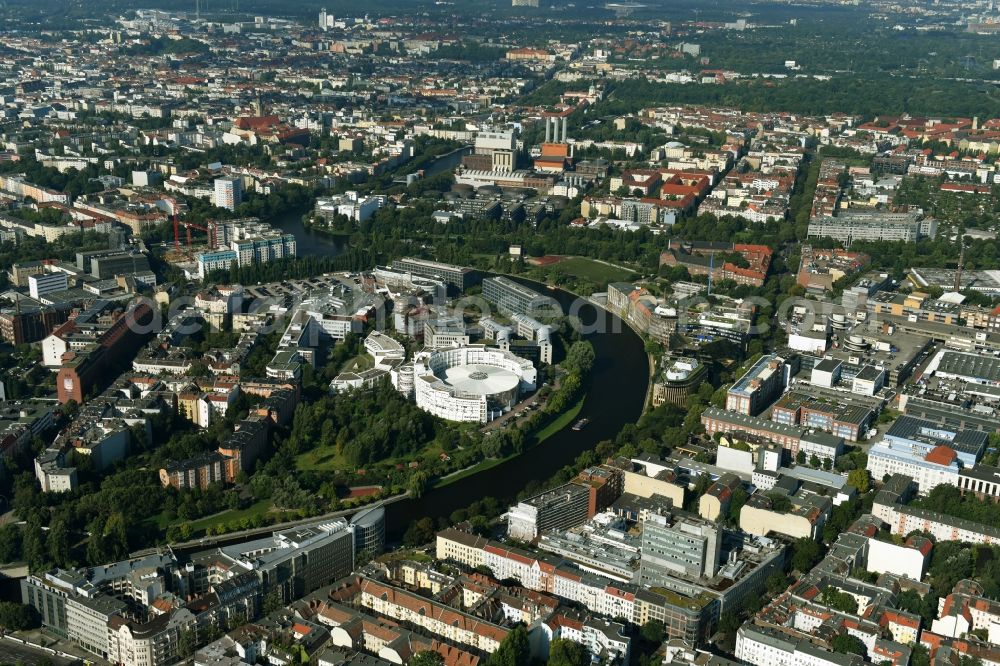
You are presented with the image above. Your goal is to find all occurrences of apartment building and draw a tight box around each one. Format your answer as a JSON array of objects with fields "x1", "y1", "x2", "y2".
[
  {"x1": 214, "y1": 177, "x2": 243, "y2": 211},
  {"x1": 736, "y1": 624, "x2": 862, "y2": 666},
  {"x1": 725, "y1": 355, "x2": 789, "y2": 416},
  {"x1": 873, "y1": 474, "x2": 1000, "y2": 545}
]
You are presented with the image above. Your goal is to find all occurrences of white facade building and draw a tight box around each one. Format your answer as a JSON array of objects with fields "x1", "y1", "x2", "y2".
[
  {"x1": 736, "y1": 625, "x2": 860, "y2": 666},
  {"x1": 315, "y1": 192, "x2": 386, "y2": 222},
  {"x1": 403, "y1": 345, "x2": 536, "y2": 423},
  {"x1": 363, "y1": 331, "x2": 405, "y2": 366},
  {"x1": 214, "y1": 177, "x2": 242, "y2": 211},
  {"x1": 866, "y1": 441, "x2": 960, "y2": 495},
  {"x1": 865, "y1": 536, "x2": 931, "y2": 581},
  {"x1": 28, "y1": 272, "x2": 68, "y2": 299}
]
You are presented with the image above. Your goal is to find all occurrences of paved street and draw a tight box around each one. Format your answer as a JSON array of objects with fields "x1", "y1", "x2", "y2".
[{"x1": 0, "y1": 640, "x2": 72, "y2": 666}]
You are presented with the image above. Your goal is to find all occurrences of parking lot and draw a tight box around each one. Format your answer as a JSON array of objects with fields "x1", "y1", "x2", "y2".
[{"x1": 242, "y1": 272, "x2": 359, "y2": 302}]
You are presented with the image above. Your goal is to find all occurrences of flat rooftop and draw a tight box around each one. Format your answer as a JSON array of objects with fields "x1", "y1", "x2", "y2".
[{"x1": 936, "y1": 350, "x2": 1000, "y2": 384}]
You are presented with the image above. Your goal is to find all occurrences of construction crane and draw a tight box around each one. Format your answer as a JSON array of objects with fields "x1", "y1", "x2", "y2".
[
  {"x1": 166, "y1": 196, "x2": 183, "y2": 251},
  {"x1": 166, "y1": 196, "x2": 218, "y2": 250},
  {"x1": 180, "y1": 219, "x2": 218, "y2": 249}
]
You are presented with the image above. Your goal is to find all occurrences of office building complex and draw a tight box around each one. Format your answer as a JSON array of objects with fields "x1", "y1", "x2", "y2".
[
  {"x1": 508, "y1": 483, "x2": 592, "y2": 541},
  {"x1": 770, "y1": 390, "x2": 874, "y2": 442},
  {"x1": 640, "y1": 516, "x2": 722, "y2": 584},
  {"x1": 867, "y1": 415, "x2": 987, "y2": 495},
  {"x1": 482, "y1": 275, "x2": 560, "y2": 318},
  {"x1": 807, "y1": 210, "x2": 937, "y2": 245},
  {"x1": 401, "y1": 345, "x2": 537, "y2": 423},
  {"x1": 27, "y1": 272, "x2": 68, "y2": 299},
  {"x1": 390, "y1": 257, "x2": 479, "y2": 292},
  {"x1": 0, "y1": 303, "x2": 74, "y2": 345}
]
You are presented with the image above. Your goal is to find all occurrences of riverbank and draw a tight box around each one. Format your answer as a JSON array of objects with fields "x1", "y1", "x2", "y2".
[
  {"x1": 587, "y1": 294, "x2": 657, "y2": 410},
  {"x1": 382, "y1": 273, "x2": 648, "y2": 540},
  {"x1": 299, "y1": 219, "x2": 353, "y2": 239},
  {"x1": 431, "y1": 393, "x2": 586, "y2": 490}
]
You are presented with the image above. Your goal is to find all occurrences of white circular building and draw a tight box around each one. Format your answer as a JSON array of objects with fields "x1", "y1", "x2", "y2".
[{"x1": 410, "y1": 345, "x2": 537, "y2": 423}]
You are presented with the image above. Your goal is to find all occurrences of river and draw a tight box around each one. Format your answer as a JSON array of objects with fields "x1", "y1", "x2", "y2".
[
  {"x1": 271, "y1": 206, "x2": 650, "y2": 541},
  {"x1": 382, "y1": 282, "x2": 648, "y2": 541},
  {"x1": 273, "y1": 210, "x2": 349, "y2": 258},
  {"x1": 268, "y1": 151, "x2": 649, "y2": 541},
  {"x1": 174, "y1": 276, "x2": 648, "y2": 550}
]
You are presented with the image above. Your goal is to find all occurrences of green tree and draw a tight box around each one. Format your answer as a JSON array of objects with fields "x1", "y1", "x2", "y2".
[
  {"x1": 563, "y1": 341, "x2": 596, "y2": 375},
  {"x1": 766, "y1": 572, "x2": 789, "y2": 594},
  {"x1": 831, "y1": 632, "x2": 867, "y2": 656},
  {"x1": 910, "y1": 643, "x2": 930, "y2": 666},
  {"x1": 0, "y1": 602, "x2": 39, "y2": 631},
  {"x1": 765, "y1": 492, "x2": 792, "y2": 513},
  {"x1": 791, "y1": 537, "x2": 822, "y2": 572},
  {"x1": 46, "y1": 518, "x2": 72, "y2": 568},
  {"x1": 717, "y1": 612, "x2": 741, "y2": 637},
  {"x1": 403, "y1": 518, "x2": 436, "y2": 547},
  {"x1": 821, "y1": 587, "x2": 858, "y2": 613},
  {"x1": 897, "y1": 589, "x2": 936, "y2": 625},
  {"x1": 727, "y1": 487, "x2": 749, "y2": 523},
  {"x1": 102, "y1": 512, "x2": 129, "y2": 561},
  {"x1": 263, "y1": 589, "x2": 284, "y2": 615},
  {"x1": 547, "y1": 638, "x2": 588, "y2": 666},
  {"x1": 847, "y1": 469, "x2": 870, "y2": 493},
  {"x1": 489, "y1": 625, "x2": 530, "y2": 666},
  {"x1": 407, "y1": 471, "x2": 430, "y2": 499},
  {"x1": 177, "y1": 628, "x2": 198, "y2": 657},
  {"x1": 22, "y1": 520, "x2": 46, "y2": 569},
  {"x1": 640, "y1": 620, "x2": 665, "y2": 644},
  {"x1": 410, "y1": 651, "x2": 445, "y2": 666},
  {"x1": 0, "y1": 524, "x2": 23, "y2": 563}
]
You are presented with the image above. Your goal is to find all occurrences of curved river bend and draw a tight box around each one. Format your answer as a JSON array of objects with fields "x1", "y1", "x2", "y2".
[{"x1": 270, "y1": 214, "x2": 650, "y2": 541}]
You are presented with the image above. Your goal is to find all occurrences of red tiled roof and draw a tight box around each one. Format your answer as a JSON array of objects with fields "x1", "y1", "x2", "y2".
[{"x1": 925, "y1": 445, "x2": 957, "y2": 466}]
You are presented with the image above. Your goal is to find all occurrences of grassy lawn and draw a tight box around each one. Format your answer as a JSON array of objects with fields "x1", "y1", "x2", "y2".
[
  {"x1": 148, "y1": 498, "x2": 276, "y2": 539},
  {"x1": 433, "y1": 455, "x2": 512, "y2": 489},
  {"x1": 536, "y1": 256, "x2": 637, "y2": 286},
  {"x1": 340, "y1": 354, "x2": 374, "y2": 373},
  {"x1": 297, "y1": 439, "x2": 449, "y2": 474},
  {"x1": 181, "y1": 498, "x2": 274, "y2": 535},
  {"x1": 296, "y1": 445, "x2": 350, "y2": 472},
  {"x1": 533, "y1": 394, "x2": 585, "y2": 444}
]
